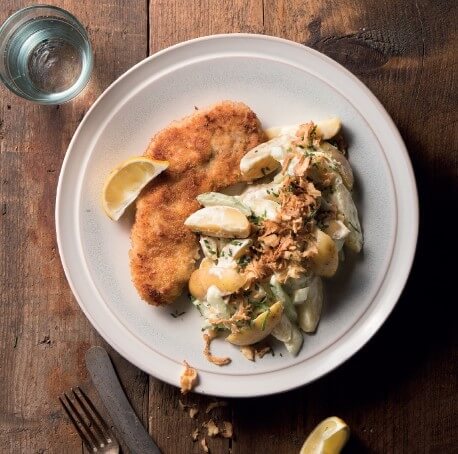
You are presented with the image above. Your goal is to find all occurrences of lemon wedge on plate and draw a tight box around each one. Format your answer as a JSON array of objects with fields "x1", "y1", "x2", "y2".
[
  {"x1": 300, "y1": 417, "x2": 349, "y2": 454},
  {"x1": 102, "y1": 157, "x2": 168, "y2": 220}
]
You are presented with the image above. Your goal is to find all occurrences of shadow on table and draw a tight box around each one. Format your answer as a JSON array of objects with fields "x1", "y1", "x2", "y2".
[{"x1": 232, "y1": 125, "x2": 457, "y2": 453}]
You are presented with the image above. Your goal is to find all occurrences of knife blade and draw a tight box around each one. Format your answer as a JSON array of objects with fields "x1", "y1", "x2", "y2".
[{"x1": 85, "y1": 346, "x2": 161, "y2": 454}]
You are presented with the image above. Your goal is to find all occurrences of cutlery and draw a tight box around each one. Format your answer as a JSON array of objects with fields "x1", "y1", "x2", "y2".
[
  {"x1": 85, "y1": 346, "x2": 161, "y2": 454},
  {"x1": 60, "y1": 386, "x2": 120, "y2": 453}
]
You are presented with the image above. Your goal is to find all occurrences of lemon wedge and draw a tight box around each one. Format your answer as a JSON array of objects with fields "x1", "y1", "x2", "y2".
[
  {"x1": 102, "y1": 157, "x2": 168, "y2": 220},
  {"x1": 300, "y1": 417, "x2": 350, "y2": 454}
]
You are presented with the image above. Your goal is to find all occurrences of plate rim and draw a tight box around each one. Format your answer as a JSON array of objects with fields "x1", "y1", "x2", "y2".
[{"x1": 56, "y1": 33, "x2": 419, "y2": 397}]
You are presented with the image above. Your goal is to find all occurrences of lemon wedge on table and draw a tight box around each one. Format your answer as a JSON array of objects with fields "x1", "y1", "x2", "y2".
[
  {"x1": 300, "y1": 417, "x2": 350, "y2": 454},
  {"x1": 102, "y1": 157, "x2": 168, "y2": 220}
]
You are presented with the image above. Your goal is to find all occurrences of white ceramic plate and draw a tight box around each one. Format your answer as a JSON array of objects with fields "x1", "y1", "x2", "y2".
[{"x1": 56, "y1": 34, "x2": 418, "y2": 397}]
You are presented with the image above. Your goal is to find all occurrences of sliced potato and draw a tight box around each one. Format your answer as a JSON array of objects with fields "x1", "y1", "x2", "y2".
[
  {"x1": 264, "y1": 125, "x2": 298, "y2": 140},
  {"x1": 311, "y1": 229, "x2": 339, "y2": 277},
  {"x1": 184, "y1": 206, "x2": 250, "y2": 238},
  {"x1": 218, "y1": 239, "x2": 252, "y2": 263},
  {"x1": 226, "y1": 302, "x2": 284, "y2": 346},
  {"x1": 240, "y1": 135, "x2": 291, "y2": 180},
  {"x1": 240, "y1": 148, "x2": 280, "y2": 180},
  {"x1": 265, "y1": 118, "x2": 340, "y2": 141},
  {"x1": 320, "y1": 142, "x2": 354, "y2": 189},
  {"x1": 197, "y1": 192, "x2": 251, "y2": 216},
  {"x1": 323, "y1": 220, "x2": 351, "y2": 252},
  {"x1": 293, "y1": 287, "x2": 309, "y2": 304},
  {"x1": 242, "y1": 195, "x2": 280, "y2": 221},
  {"x1": 330, "y1": 179, "x2": 363, "y2": 252},
  {"x1": 297, "y1": 277, "x2": 323, "y2": 333},
  {"x1": 316, "y1": 117, "x2": 341, "y2": 140},
  {"x1": 189, "y1": 268, "x2": 208, "y2": 300},
  {"x1": 189, "y1": 258, "x2": 246, "y2": 299},
  {"x1": 206, "y1": 266, "x2": 246, "y2": 294}
]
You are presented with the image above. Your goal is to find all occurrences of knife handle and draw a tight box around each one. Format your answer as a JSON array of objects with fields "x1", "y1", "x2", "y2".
[{"x1": 85, "y1": 346, "x2": 161, "y2": 454}]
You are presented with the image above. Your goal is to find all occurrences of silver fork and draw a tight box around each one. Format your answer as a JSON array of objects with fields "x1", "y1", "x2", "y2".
[{"x1": 60, "y1": 386, "x2": 120, "y2": 453}]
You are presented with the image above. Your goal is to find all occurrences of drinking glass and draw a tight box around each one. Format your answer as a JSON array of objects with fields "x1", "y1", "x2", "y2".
[{"x1": 0, "y1": 5, "x2": 93, "y2": 104}]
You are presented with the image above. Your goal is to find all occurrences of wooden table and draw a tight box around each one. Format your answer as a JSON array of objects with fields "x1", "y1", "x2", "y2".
[{"x1": 1, "y1": 1, "x2": 456, "y2": 453}]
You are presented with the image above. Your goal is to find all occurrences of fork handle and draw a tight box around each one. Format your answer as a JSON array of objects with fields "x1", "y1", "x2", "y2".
[{"x1": 86, "y1": 346, "x2": 161, "y2": 454}]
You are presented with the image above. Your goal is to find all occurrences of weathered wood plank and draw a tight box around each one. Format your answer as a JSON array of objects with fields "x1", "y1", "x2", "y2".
[
  {"x1": 230, "y1": 1, "x2": 457, "y2": 453},
  {"x1": 0, "y1": 1, "x2": 148, "y2": 453},
  {"x1": 150, "y1": 0, "x2": 264, "y2": 52},
  {"x1": 1, "y1": 0, "x2": 456, "y2": 453},
  {"x1": 148, "y1": 2, "x2": 263, "y2": 453}
]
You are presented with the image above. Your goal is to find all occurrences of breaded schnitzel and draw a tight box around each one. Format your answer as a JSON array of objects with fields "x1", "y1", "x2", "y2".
[{"x1": 130, "y1": 101, "x2": 265, "y2": 306}]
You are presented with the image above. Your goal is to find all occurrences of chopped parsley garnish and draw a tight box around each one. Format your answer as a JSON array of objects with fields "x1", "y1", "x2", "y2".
[
  {"x1": 266, "y1": 188, "x2": 279, "y2": 197},
  {"x1": 231, "y1": 240, "x2": 242, "y2": 246},
  {"x1": 203, "y1": 239, "x2": 216, "y2": 255},
  {"x1": 348, "y1": 221, "x2": 361, "y2": 233},
  {"x1": 248, "y1": 213, "x2": 266, "y2": 225},
  {"x1": 237, "y1": 255, "x2": 252, "y2": 268},
  {"x1": 308, "y1": 206, "x2": 319, "y2": 219},
  {"x1": 170, "y1": 310, "x2": 186, "y2": 318},
  {"x1": 261, "y1": 310, "x2": 270, "y2": 331}
]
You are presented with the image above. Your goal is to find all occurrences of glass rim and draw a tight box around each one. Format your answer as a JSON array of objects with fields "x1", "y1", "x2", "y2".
[
  {"x1": 0, "y1": 4, "x2": 93, "y2": 105},
  {"x1": 0, "y1": 4, "x2": 89, "y2": 38}
]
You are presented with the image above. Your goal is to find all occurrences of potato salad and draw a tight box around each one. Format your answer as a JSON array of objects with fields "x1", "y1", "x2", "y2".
[{"x1": 184, "y1": 118, "x2": 363, "y2": 365}]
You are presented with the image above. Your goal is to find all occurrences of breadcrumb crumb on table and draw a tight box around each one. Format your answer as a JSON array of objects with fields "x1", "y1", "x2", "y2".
[
  {"x1": 204, "y1": 419, "x2": 220, "y2": 437},
  {"x1": 205, "y1": 401, "x2": 228, "y2": 414},
  {"x1": 180, "y1": 361, "x2": 198, "y2": 394},
  {"x1": 203, "y1": 331, "x2": 232, "y2": 366},
  {"x1": 200, "y1": 437, "x2": 209, "y2": 452},
  {"x1": 221, "y1": 421, "x2": 233, "y2": 439}
]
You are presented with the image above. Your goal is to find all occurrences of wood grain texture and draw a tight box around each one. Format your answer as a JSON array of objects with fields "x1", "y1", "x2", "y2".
[
  {"x1": 148, "y1": 3, "x2": 263, "y2": 453},
  {"x1": 0, "y1": 0, "x2": 456, "y2": 453},
  {"x1": 148, "y1": 1, "x2": 457, "y2": 453},
  {"x1": 0, "y1": 1, "x2": 148, "y2": 453}
]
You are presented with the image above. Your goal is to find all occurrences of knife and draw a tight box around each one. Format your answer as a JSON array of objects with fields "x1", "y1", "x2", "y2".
[{"x1": 85, "y1": 346, "x2": 161, "y2": 454}]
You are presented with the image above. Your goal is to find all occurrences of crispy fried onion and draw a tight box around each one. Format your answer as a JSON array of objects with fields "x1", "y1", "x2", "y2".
[
  {"x1": 293, "y1": 122, "x2": 322, "y2": 149},
  {"x1": 243, "y1": 174, "x2": 320, "y2": 284},
  {"x1": 203, "y1": 330, "x2": 231, "y2": 366}
]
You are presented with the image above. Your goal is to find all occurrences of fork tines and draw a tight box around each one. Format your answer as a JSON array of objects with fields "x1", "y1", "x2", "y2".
[{"x1": 60, "y1": 386, "x2": 115, "y2": 452}]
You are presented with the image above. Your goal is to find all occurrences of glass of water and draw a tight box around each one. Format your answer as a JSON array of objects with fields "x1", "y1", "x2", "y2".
[{"x1": 0, "y1": 5, "x2": 93, "y2": 104}]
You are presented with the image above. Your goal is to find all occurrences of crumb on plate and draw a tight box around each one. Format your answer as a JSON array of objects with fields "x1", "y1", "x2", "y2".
[
  {"x1": 240, "y1": 345, "x2": 255, "y2": 361},
  {"x1": 180, "y1": 361, "x2": 198, "y2": 394},
  {"x1": 203, "y1": 330, "x2": 231, "y2": 366}
]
